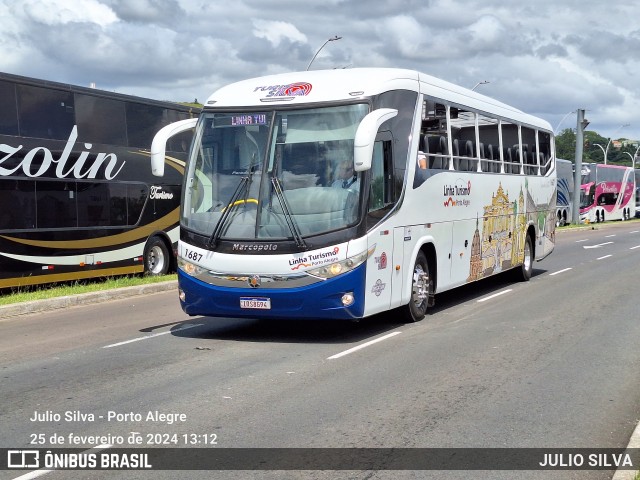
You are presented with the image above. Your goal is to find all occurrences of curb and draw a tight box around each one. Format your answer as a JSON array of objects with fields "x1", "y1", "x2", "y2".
[{"x1": 0, "y1": 280, "x2": 178, "y2": 320}]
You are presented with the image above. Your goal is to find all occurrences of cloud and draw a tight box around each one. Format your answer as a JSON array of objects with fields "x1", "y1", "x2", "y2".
[
  {"x1": 104, "y1": 0, "x2": 185, "y2": 23},
  {"x1": 1, "y1": 0, "x2": 640, "y2": 139},
  {"x1": 18, "y1": 0, "x2": 117, "y2": 26},
  {"x1": 252, "y1": 20, "x2": 307, "y2": 47}
]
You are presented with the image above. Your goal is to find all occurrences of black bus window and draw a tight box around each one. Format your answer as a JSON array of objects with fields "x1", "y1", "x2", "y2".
[
  {"x1": 17, "y1": 84, "x2": 75, "y2": 140},
  {"x1": 125, "y1": 103, "x2": 165, "y2": 148},
  {"x1": 0, "y1": 180, "x2": 35, "y2": 230},
  {"x1": 36, "y1": 181, "x2": 78, "y2": 228},
  {"x1": 108, "y1": 183, "x2": 128, "y2": 226},
  {"x1": 127, "y1": 184, "x2": 148, "y2": 226},
  {"x1": 0, "y1": 79, "x2": 19, "y2": 136},
  {"x1": 75, "y1": 94, "x2": 127, "y2": 146},
  {"x1": 77, "y1": 183, "x2": 111, "y2": 227}
]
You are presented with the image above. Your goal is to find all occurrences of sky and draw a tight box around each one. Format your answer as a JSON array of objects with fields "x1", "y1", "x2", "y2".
[{"x1": 1, "y1": 0, "x2": 640, "y2": 142}]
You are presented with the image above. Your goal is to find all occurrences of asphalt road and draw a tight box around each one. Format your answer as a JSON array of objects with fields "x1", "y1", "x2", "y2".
[{"x1": 1, "y1": 221, "x2": 639, "y2": 480}]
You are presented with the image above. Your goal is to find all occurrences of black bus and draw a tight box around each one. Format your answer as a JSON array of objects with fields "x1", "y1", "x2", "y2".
[{"x1": 0, "y1": 71, "x2": 198, "y2": 288}]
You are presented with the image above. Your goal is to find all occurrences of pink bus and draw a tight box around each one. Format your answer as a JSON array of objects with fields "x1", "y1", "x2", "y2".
[{"x1": 579, "y1": 163, "x2": 635, "y2": 223}]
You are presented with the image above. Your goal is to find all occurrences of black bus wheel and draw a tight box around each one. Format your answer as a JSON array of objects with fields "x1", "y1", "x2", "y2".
[{"x1": 144, "y1": 237, "x2": 170, "y2": 276}]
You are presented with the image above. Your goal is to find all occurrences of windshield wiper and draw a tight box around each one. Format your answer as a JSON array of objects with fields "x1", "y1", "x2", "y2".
[
  {"x1": 271, "y1": 177, "x2": 306, "y2": 249},
  {"x1": 207, "y1": 176, "x2": 249, "y2": 249},
  {"x1": 207, "y1": 160, "x2": 262, "y2": 248}
]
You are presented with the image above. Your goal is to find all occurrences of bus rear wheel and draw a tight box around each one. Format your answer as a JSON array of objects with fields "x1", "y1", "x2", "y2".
[
  {"x1": 514, "y1": 234, "x2": 533, "y2": 282},
  {"x1": 144, "y1": 236, "x2": 170, "y2": 276},
  {"x1": 402, "y1": 251, "x2": 432, "y2": 322}
]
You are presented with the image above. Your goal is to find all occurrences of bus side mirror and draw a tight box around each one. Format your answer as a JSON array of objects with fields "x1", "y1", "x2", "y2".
[
  {"x1": 353, "y1": 108, "x2": 398, "y2": 172},
  {"x1": 151, "y1": 118, "x2": 198, "y2": 176}
]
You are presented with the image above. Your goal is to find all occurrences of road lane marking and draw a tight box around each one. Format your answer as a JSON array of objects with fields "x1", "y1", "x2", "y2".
[
  {"x1": 575, "y1": 239, "x2": 588, "y2": 243},
  {"x1": 477, "y1": 289, "x2": 512, "y2": 303},
  {"x1": 549, "y1": 267, "x2": 572, "y2": 276},
  {"x1": 583, "y1": 241, "x2": 614, "y2": 249},
  {"x1": 630, "y1": 230, "x2": 639, "y2": 234},
  {"x1": 597, "y1": 255, "x2": 612, "y2": 260},
  {"x1": 102, "y1": 323, "x2": 204, "y2": 349},
  {"x1": 605, "y1": 234, "x2": 616, "y2": 238},
  {"x1": 631, "y1": 245, "x2": 640, "y2": 250},
  {"x1": 11, "y1": 444, "x2": 112, "y2": 480},
  {"x1": 327, "y1": 331, "x2": 402, "y2": 360}
]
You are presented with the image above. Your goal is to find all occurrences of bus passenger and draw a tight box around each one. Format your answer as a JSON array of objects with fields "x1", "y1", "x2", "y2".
[{"x1": 417, "y1": 151, "x2": 427, "y2": 169}]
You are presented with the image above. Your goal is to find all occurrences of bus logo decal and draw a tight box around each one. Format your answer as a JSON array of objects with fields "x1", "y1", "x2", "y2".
[
  {"x1": 375, "y1": 252, "x2": 387, "y2": 270},
  {"x1": 289, "y1": 246, "x2": 339, "y2": 270},
  {"x1": 291, "y1": 262, "x2": 312, "y2": 270},
  {"x1": 443, "y1": 180, "x2": 472, "y2": 207},
  {"x1": 150, "y1": 186, "x2": 174, "y2": 200},
  {"x1": 0, "y1": 125, "x2": 125, "y2": 180},
  {"x1": 254, "y1": 82, "x2": 313, "y2": 98},
  {"x1": 371, "y1": 279, "x2": 386, "y2": 297},
  {"x1": 248, "y1": 275, "x2": 261, "y2": 288}
]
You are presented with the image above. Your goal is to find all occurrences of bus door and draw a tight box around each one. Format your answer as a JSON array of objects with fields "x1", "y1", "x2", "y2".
[{"x1": 364, "y1": 135, "x2": 400, "y2": 315}]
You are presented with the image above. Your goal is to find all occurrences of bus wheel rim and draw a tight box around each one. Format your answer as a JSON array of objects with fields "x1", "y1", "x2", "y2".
[
  {"x1": 412, "y1": 265, "x2": 429, "y2": 307},
  {"x1": 148, "y1": 246, "x2": 165, "y2": 274}
]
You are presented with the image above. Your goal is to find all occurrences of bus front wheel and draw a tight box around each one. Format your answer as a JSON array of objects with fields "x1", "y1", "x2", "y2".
[
  {"x1": 402, "y1": 251, "x2": 432, "y2": 322},
  {"x1": 144, "y1": 236, "x2": 170, "y2": 276}
]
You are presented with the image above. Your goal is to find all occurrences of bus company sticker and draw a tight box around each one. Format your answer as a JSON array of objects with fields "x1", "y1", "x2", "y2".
[
  {"x1": 289, "y1": 246, "x2": 340, "y2": 271},
  {"x1": 443, "y1": 179, "x2": 472, "y2": 207},
  {"x1": 404, "y1": 227, "x2": 412, "y2": 241},
  {"x1": 371, "y1": 279, "x2": 386, "y2": 297},
  {"x1": 375, "y1": 252, "x2": 387, "y2": 270}
]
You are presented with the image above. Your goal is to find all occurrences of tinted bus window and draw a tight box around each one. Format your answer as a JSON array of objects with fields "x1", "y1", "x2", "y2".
[
  {"x1": 75, "y1": 94, "x2": 127, "y2": 146},
  {"x1": 17, "y1": 84, "x2": 75, "y2": 140},
  {"x1": 0, "y1": 179, "x2": 35, "y2": 230},
  {"x1": 0, "y1": 80, "x2": 19, "y2": 136},
  {"x1": 36, "y1": 181, "x2": 78, "y2": 228},
  {"x1": 128, "y1": 184, "x2": 148, "y2": 225},
  {"x1": 77, "y1": 183, "x2": 111, "y2": 227},
  {"x1": 126, "y1": 103, "x2": 166, "y2": 148}
]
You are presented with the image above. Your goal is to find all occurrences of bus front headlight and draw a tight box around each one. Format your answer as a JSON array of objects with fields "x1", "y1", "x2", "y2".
[
  {"x1": 306, "y1": 247, "x2": 374, "y2": 279},
  {"x1": 178, "y1": 257, "x2": 205, "y2": 276}
]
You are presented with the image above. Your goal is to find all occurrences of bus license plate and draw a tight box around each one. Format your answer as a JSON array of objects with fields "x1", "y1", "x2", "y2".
[{"x1": 240, "y1": 297, "x2": 271, "y2": 310}]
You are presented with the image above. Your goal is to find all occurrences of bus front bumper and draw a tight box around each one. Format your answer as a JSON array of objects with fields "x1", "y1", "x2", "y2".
[{"x1": 177, "y1": 266, "x2": 366, "y2": 320}]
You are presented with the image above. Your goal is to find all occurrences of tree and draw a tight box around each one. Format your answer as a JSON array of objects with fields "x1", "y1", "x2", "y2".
[{"x1": 555, "y1": 128, "x2": 575, "y2": 160}]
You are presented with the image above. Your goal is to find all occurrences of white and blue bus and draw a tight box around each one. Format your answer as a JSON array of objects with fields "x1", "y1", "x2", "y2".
[{"x1": 151, "y1": 68, "x2": 556, "y2": 322}]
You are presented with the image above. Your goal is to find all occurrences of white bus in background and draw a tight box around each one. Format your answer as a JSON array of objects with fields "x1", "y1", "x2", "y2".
[
  {"x1": 151, "y1": 68, "x2": 556, "y2": 322},
  {"x1": 556, "y1": 158, "x2": 574, "y2": 226}
]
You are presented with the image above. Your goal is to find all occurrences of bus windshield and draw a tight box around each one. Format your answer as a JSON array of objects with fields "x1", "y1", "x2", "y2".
[
  {"x1": 182, "y1": 104, "x2": 369, "y2": 242},
  {"x1": 579, "y1": 184, "x2": 595, "y2": 209}
]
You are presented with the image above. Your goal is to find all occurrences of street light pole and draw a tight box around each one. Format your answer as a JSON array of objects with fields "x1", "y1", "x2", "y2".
[
  {"x1": 601, "y1": 123, "x2": 630, "y2": 165},
  {"x1": 623, "y1": 145, "x2": 640, "y2": 168},
  {"x1": 471, "y1": 80, "x2": 489, "y2": 91},
  {"x1": 554, "y1": 110, "x2": 576, "y2": 135},
  {"x1": 593, "y1": 143, "x2": 607, "y2": 163},
  {"x1": 573, "y1": 109, "x2": 589, "y2": 225},
  {"x1": 306, "y1": 35, "x2": 342, "y2": 71}
]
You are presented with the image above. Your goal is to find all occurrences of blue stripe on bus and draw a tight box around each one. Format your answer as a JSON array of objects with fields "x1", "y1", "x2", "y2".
[{"x1": 178, "y1": 264, "x2": 367, "y2": 320}]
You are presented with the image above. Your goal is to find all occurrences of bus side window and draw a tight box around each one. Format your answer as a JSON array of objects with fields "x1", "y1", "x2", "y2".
[{"x1": 368, "y1": 139, "x2": 393, "y2": 214}]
